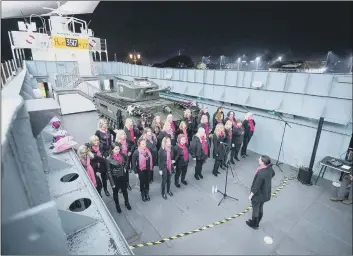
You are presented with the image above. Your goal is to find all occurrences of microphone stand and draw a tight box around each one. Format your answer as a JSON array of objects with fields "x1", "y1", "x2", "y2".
[
  {"x1": 272, "y1": 111, "x2": 291, "y2": 172},
  {"x1": 217, "y1": 143, "x2": 238, "y2": 206}
]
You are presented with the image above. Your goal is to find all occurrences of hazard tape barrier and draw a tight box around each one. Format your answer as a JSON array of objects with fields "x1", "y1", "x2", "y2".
[{"x1": 129, "y1": 177, "x2": 290, "y2": 250}]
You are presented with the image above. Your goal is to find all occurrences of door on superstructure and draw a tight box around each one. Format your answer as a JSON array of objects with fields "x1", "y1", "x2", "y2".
[{"x1": 109, "y1": 79, "x2": 114, "y2": 91}]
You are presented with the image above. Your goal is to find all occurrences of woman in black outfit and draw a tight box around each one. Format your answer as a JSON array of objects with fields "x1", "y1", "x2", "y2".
[
  {"x1": 197, "y1": 106, "x2": 211, "y2": 126},
  {"x1": 123, "y1": 118, "x2": 139, "y2": 190},
  {"x1": 199, "y1": 114, "x2": 211, "y2": 156},
  {"x1": 212, "y1": 123, "x2": 226, "y2": 176},
  {"x1": 211, "y1": 106, "x2": 224, "y2": 134},
  {"x1": 106, "y1": 145, "x2": 132, "y2": 213},
  {"x1": 241, "y1": 112, "x2": 256, "y2": 158},
  {"x1": 174, "y1": 134, "x2": 189, "y2": 188},
  {"x1": 132, "y1": 138, "x2": 153, "y2": 202},
  {"x1": 142, "y1": 128, "x2": 158, "y2": 183},
  {"x1": 183, "y1": 108, "x2": 197, "y2": 142},
  {"x1": 157, "y1": 121, "x2": 175, "y2": 148},
  {"x1": 230, "y1": 120, "x2": 244, "y2": 163},
  {"x1": 190, "y1": 127, "x2": 209, "y2": 180},
  {"x1": 158, "y1": 136, "x2": 174, "y2": 199},
  {"x1": 88, "y1": 135, "x2": 110, "y2": 196},
  {"x1": 247, "y1": 155, "x2": 275, "y2": 229},
  {"x1": 136, "y1": 116, "x2": 148, "y2": 137},
  {"x1": 223, "y1": 120, "x2": 233, "y2": 165},
  {"x1": 95, "y1": 118, "x2": 118, "y2": 157},
  {"x1": 175, "y1": 121, "x2": 189, "y2": 147}
]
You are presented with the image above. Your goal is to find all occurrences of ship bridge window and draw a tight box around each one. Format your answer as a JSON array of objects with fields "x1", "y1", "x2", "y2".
[{"x1": 109, "y1": 79, "x2": 114, "y2": 90}]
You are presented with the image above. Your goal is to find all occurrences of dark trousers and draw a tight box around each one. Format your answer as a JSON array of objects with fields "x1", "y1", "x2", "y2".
[
  {"x1": 112, "y1": 176, "x2": 129, "y2": 207},
  {"x1": 150, "y1": 170, "x2": 154, "y2": 182},
  {"x1": 231, "y1": 144, "x2": 241, "y2": 159},
  {"x1": 138, "y1": 171, "x2": 150, "y2": 192},
  {"x1": 213, "y1": 159, "x2": 222, "y2": 174},
  {"x1": 195, "y1": 159, "x2": 205, "y2": 177},
  {"x1": 95, "y1": 173, "x2": 103, "y2": 195},
  {"x1": 162, "y1": 172, "x2": 172, "y2": 195},
  {"x1": 251, "y1": 201, "x2": 264, "y2": 219},
  {"x1": 241, "y1": 133, "x2": 253, "y2": 156},
  {"x1": 175, "y1": 165, "x2": 188, "y2": 184},
  {"x1": 95, "y1": 159, "x2": 108, "y2": 191}
]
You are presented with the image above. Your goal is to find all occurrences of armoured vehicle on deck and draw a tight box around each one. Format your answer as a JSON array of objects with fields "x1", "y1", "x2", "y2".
[{"x1": 93, "y1": 77, "x2": 200, "y2": 129}]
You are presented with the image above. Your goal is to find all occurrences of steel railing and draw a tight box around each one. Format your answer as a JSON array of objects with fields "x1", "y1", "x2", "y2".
[{"x1": 1, "y1": 58, "x2": 23, "y2": 89}]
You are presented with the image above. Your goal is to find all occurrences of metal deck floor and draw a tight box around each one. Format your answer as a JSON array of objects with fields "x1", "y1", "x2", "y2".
[{"x1": 62, "y1": 112, "x2": 352, "y2": 255}]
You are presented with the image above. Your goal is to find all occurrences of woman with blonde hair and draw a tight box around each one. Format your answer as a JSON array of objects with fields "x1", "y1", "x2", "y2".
[
  {"x1": 212, "y1": 123, "x2": 226, "y2": 176},
  {"x1": 241, "y1": 112, "x2": 256, "y2": 158},
  {"x1": 95, "y1": 118, "x2": 118, "y2": 157},
  {"x1": 123, "y1": 118, "x2": 139, "y2": 182},
  {"x1": 175, "y1": 121, "x2": 189, "y2": 146},
  {"x1": 166, "y1": 114, "x2": 177, "y2": 132},
  {"x1": 199, "y1": 114, "x2": 211, "y2": 157},
  {"x1": 157, "y1": 121, "x2": 175, "y2": 148},
  {"x1": 151, "y1": 115, "x2": 164, "y2": 137},
  {"x1": 77, "y1": 145, "x2": 98, "y2": 192},
  {"x1": 158, "y1": 136, "x2": 174, "y2": 199},
  {"x1": 142, "y1": 128, "x2": 158, "y2": 183},
  {"x1": 115, "y1": 129, "x2": 131, "y2": 190},
  {"x1": 183, "y1": 108, "x2": 197, "y2": 142},
  {"x1": 230, "y1": 120, "x2": 244, "y2": 163},
  {"x1": 88, "y1": 135, "x2": 110, "y2": 196},
  {"x1": 132, "y1": 138, "x2": 153, "y2": 202},
  {"x1": 106, "y1": 144, "x2": 132, "y2": 213},
  {"x1": 189, "y1": 127, "x2": 209, "y2": 180}
]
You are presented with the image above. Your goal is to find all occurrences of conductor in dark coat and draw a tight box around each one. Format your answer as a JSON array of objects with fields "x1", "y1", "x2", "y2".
[{"x1": 246, "y1": 155, "x2": 275, "y2": 229}]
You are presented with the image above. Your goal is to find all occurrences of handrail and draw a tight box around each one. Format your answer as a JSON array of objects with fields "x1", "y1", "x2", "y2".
[{"x1": 1, "y1": 58, "x2": 24, "y2": 89}]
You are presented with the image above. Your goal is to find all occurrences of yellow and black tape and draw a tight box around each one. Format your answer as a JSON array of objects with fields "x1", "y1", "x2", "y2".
[{"x1": 129, "y1": 177, "x2": 290, "y2": 250}]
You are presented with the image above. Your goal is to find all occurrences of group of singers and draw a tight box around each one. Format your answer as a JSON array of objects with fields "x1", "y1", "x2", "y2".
[{"x1": 76, "y1": 106, "x2": 256, "y2": 214}]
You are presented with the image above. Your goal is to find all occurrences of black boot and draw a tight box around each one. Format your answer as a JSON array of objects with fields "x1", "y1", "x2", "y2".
[
  {"x1": 181, "y1": 180, "x2": 188, "y2": 185},
  {"x1": 168, "y1": 191, "x2": 174, "y2": 196},
  {"x1": 141, "y1": 191, "x2": 147, "y2": 202},
  {"x1": 230, "y1": 158, "x2": 235, "y2": 164},
  {"x1": 162, "y1": 193, "x2": 168, "y2": 199},
  {"x1": 127, "y1": 184, "x2": 132, "y2": 191},
  {"x1": 175, "y1": 183, "x2": 181, "y2": 188},
  {"x1": 116, "y1": 204, "x2": 122, "y2": 213},
  {"x1": 246, "y1": 217, "x2": 259, "y2": 230},
  {"x1": 235, "y1": 156, "x2": 240, "y2": 161},
  {"x1": 145, "y1": 189, "x2": 150, "y2": 201},
  {"x1": 104, "y1": 189, "x2": 110, "y2": 196},
  {"x1": 125, "y1": 201, "x2": 132, "y2": 210}
]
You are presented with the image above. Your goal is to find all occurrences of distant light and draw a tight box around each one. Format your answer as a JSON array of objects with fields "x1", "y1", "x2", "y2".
[
  {"x1": 278, "y1": 56, "x2": 282, "y2": 61},
  {"x1": 129, "y1": 54, "x2": 133, "y2": 59},
  {"x1": 137, "y1": 54, "x2": 141, "y2": 59},
  {"x1": 250, "y1": 60, "x2": 254, "y2": 63},
  {"x1": 242, "y1": 61, "x2": 246, "y2": 63},
  {"x1": 237, "y1": 57, "x2": 241, "y2": 62},
  {"x1": 256, "y1": 57, "x2": 260, "y2": 61}
]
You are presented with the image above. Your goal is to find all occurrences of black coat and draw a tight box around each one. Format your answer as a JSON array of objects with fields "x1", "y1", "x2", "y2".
[
  {"x1": 212, "y1": 112, "x2": 225, "y2": 130},
  {"x1": 95, "y1": 128, "x2": 116, "y2": 154},
  {"x1": 89, "y1": 145, "x2": 106, "y2": 172},
  {"x1": 197, "y1": 111, "x2": 211, "y2": 126},
  {"x1": 183, "y1": 116, "x2": 198, "y2": 138},
  {"x1": 232, "y1": 126, "x2": 244, "y2": 145},
  {"x1": 198, "y1": 123, "x2": 211, "y2": 137},
  {"x1": 158, "y1": 148, "x2": 175, "y2": 175},
  {"x1": 190, "y1": 135, "x2": 209, "y2": 161},
  {"x1": 224, "y1": 128, "x2": 233, "y2": 148},
  {"x1": 131, "y1": 149, "x2": 152, "y2": 173},
  {"x1": 251, "y1": 165, "x2": 275, "y2": 203},
  {"x1": 243, "y1": 119, "x2": 256, "y2": 138},
  {"x1": 146, "y1": 136, "x2": 158, "y2": 166},
  {"x1": 173, "y1": 144, "x2": 189, "y2": 167},
  {"x1": 157, "y1": 130, "x2": 176, "y2": 147},
  {"x1": 212, "y1": 134, "x2": 226, "y2": 160},
  {"x1": 106, "y1": 154, "x2": 127, "y2": 187}
]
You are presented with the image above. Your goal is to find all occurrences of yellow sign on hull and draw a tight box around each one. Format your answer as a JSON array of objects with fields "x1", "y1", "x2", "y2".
[{"x1": 52, "y1": 36, "x2": 89, "y2": 50}]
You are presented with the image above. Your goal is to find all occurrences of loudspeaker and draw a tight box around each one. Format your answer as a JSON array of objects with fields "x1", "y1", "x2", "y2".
[{"x1": 297, "y1": 167, "x2": 313, "y2": 185}]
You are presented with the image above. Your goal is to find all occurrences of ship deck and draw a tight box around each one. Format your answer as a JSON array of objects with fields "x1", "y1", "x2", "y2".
[{"x1": 62, "y1": 112, "x2": 352, "y2": 255}]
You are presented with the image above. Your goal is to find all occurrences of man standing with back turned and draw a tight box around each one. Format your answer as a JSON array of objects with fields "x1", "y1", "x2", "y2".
[{"x1": 247, "y1": 155, "x2": 275, "y2": 229}]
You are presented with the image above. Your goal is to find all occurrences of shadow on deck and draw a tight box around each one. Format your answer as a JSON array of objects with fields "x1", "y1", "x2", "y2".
[{"x1": 62, "y1": 112, "x2": 352, "y2": 255}]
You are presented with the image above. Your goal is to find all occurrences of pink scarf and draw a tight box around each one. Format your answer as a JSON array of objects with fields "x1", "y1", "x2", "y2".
[
  {"x1": 200, "y1": 136, "x2": 208, "y2": 155},
  {"x1": 227, "y1": 128, "x2": 232, "y2": 139},
  {"x1": 248, "y1": 119, "x2": 255, "y2": 132},
  {"x1": 165, "y1": 147, "x2": 172, "y2": 173},
  {"x1": 170, "y1": 120, "x2": 176, "y2": 131},
  {"x1": 92, "y1": 145, "x2": 102, "y2": 157},
  {"x1": 129, "y1": 126, "x2": 135, "y2": 142},
  {"x1": 81, "y1": 158, "x2": 97, "y2": 187},
  {"x1": 219, "y1": 131, "x2": 224, "y2": 137},
  {"x1": 204, "y1": 123, "x2": 209, "y2": 136},
  {"x1": 178, "y1": 143, "x2": 188, "y2": 161},
  {"x1": 256, "y1": 166, "x2": 265, "y2": 175},
  {"x1": 112, "y1": 153, "x2": 123, "y2": 164},
  {"x1": 120, "y1": 139, "x2": 128, "y2": 155},
  {"x1": 138, "y1": 147, "x2": 153, "y2": 171}
]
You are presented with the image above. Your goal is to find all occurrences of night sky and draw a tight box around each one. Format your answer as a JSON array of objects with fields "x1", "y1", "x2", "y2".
[{"x1": 1, "y1": 1, "x2": 352, "y2": 63}]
